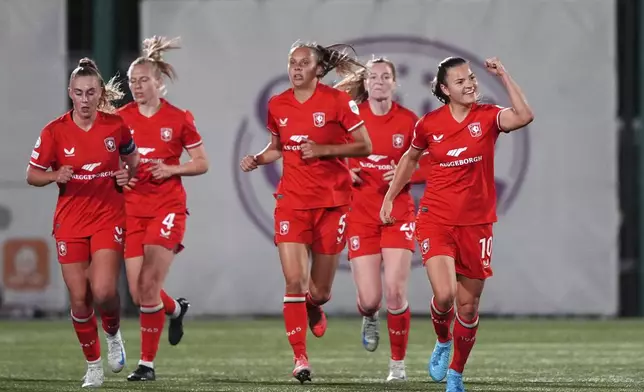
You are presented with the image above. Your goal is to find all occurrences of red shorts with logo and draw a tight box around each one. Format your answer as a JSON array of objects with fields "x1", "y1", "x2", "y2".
[
  {"x1": 416, "y1": 218, "x2": 494, "y2": 280},
  {"x1": 274, "y1": 205, "x2": 349, "y2": 255},
  {"x1": 125, "y1": 212, "x2": 186, "y2": 259},
  {"x1": 55, "y1": 225, "x2": 125, "y2": 264},
  {"x1": 346, "y1": 219, "x2": 416, "y2": 259}
]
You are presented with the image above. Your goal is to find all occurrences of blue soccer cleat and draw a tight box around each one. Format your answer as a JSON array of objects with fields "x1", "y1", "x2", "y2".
[
  {"x1": 429, "y1": 339, "x2": 452, "y2": 381},
  {"x1": 445, "y1": 368, "x2": 465, "y2": 392}
]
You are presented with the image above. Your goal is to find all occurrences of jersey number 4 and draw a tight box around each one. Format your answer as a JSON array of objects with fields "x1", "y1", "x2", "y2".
[{"x1": 160, "y1": 213, "x2": 176, "y2": 238}]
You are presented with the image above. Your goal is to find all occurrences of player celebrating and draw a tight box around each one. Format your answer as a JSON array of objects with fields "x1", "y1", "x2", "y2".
[
  {"x1": 26, "y1": 58, "x2": 139, "y2": 388},
  {"x1": 239, "y1": 42, "x2": 372, "y2": 383},
  {"x1": 118, "y1": 36, "x2": 209, "y2": 382},
  {"x1": 335, "y1": 58, "x2": 418, "y2": 381},
  {"x1": 380, "y1": 57, "x2": 534, "y2": 392}
]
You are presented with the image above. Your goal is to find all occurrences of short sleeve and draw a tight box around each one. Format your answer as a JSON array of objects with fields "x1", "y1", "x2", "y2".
[
  {"x1": 410, "y1": 117, "x2": 428, "y2": 150},
  {"x1": 29, "y1": 127, "x2": 56, "y2": 170},
  {"x1": 266, "y1": 103, "x2": 279, "y2": 136},
  {"x1": 337, "y1": 93, "x2": 364, "y2": 133},
  {"x1": 118, "y1": 124, "x2": 136, "y2": 155},
  {"x1": 181, "y1": 110, "x2": 203, "y2": 149},
  {"x1": 492, "y1": 104, "x2": 510, "y2": 132}
]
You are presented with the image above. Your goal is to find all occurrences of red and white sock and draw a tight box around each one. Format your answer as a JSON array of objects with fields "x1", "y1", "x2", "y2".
[
  {"x1": 160, "y1": 289, "x2": 180, "y2": 319},
  {"x1": 449, "y1": 312, "x2": 479, "y2": 373},
  {"x1": 98, "y1": 305, "x2": 120, "y2": 337},
  {"x1": 283, "y1": 294, "x2": 307, "y2": 359},
  {"x1": 139, "y1": 303, "x2": 165, "y2": 368},
  {"x1": 387, "y1": 303, "x2": 410, "y2": 361},
  {"x1": 430, "y1": 296, "x2": 455, "y2": 343},
  {"x1": 71, "y1": 310, "x2": 101, "y2": 362}
]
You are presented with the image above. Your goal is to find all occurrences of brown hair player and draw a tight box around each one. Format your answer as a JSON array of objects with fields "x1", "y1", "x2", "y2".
[
  {"x1": 336, "y1": 57, "x2": 419, "y2": 381},
  {"x1": 381, "y1": 56, "x2": 534, "y2": 392},
  {"x1": 118, "y1": 36, "x2": 209, "y2": 382},
  {"x1": 239, "y1": 41, "x2": 372, "y2": 383},
  {"x1": 27, "y1": 58, "x2": 140, "y2": 388}
]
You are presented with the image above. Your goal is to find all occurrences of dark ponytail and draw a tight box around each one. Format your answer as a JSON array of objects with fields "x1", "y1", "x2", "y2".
[{"x1": 431, "y1": 57, "x2": 467, "y2": 104}]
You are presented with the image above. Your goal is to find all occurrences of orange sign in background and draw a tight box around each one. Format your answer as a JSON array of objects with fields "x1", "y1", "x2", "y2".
[{"x1": 3, "y1": 238, "x2": 49, "y2": 291}]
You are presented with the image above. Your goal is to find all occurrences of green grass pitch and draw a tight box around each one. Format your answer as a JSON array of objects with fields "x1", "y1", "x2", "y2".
[{"x1": 0, "y1": 318, "x2": 643, "y2": 391}]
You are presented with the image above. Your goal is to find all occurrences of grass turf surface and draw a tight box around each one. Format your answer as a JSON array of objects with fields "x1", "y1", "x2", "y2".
[{"x1": 0, "y1": 318, "x2": 642, "y2": 391}]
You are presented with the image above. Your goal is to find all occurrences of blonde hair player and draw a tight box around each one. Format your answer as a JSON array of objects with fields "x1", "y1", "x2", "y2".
[{"x1": 118, "y1": 36, "x2": 209, "y2": 382}]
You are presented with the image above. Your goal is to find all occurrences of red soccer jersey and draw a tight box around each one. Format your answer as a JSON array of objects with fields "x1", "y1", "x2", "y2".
[
  {"x1": 29, "y1": 111, "x2": 136, "y2": 238},
  {"x1": 348, "y1": 101, "x2": 418, "y2": 223},
  {"x1": 267, "y1": 82, "x2": 364, "y2": 210},
  {"x1": 118, "y1": 99, "x2": 203, "y2": 218},
  {"x1": 411, "y1": 103, "x2": 507, "y2": 225}
]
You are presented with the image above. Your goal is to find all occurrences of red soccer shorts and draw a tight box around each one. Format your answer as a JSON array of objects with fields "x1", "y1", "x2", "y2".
[
  {"x1": 415, "y1": 219, "x2": 494, "y2": 280},
  {"x1": 274, "y1": 205, "x2": 349, "y2": 255},
  {"x1": 125, "y1": 212, "x2": 186, "y2": 259},
  {"x1": 55, "y1": 226, "x2": 125, "y2": 264},
  {"x1": 346, "y1": 219, "x2": 416, "y2": 259}
]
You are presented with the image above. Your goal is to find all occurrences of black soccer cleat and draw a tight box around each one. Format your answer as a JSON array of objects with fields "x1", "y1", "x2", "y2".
[
  {"x1": 168, "y1": 297, "x2": 190, "y2": 346},
  {"x1": 294, "y1": 369, "x2": 312, "y2": 384},
  {"x1": 127, "y1": 365, "x2": 155, "y2": 381}
]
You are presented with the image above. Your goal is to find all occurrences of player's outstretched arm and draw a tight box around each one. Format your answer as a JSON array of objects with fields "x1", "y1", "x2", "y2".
[
  {"x1": 485, "y1": 58, "x2": 534, "y2": 132},
  {"x1": 303, "y1": 125, "x2": 372, "y2": 159}
]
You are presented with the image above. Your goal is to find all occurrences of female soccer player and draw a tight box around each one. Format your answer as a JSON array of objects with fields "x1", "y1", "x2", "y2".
[
  {"x1": 239, "y1": 42, "x2": 372, "y2": 383},
  {"x1": 335, "y1": 58, "x2": 418, "y2": 381},
  {"x1": 118, "y1": 36, "x2": 209, "y2": 382},
  {"x1": 380, "y1": 56, "x2": 534, "y2": 392},
  {"x1": 27, "y1": 58, "x2": 139, "y2": 388}
]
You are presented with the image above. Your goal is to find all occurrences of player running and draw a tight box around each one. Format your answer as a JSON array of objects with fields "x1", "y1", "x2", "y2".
[
  {"x1": 27, "y1": 58, "x2": 139, "y2": 388},
  {"x1": 335, "y1": 58, "x2": 418, "y2": 381},
  {"x1": 380, "y1": 56, "x2": 534, "y2": 392},
  {"x1": 239, "y1": 41, "x2": 372, "y2": 383},
  {"x1": 118, "y1": 36, "x2": 209, "y2": 382}
]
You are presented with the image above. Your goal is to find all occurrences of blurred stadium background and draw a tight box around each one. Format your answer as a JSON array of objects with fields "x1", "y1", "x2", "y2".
[{"x1": 1, "y1": 1, "x2": 643, "y2": 391}]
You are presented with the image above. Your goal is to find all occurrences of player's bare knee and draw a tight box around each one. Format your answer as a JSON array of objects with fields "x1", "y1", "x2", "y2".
[
  {"x1": 358, "y1": 294, "x2": 380, "y2": 313},
  {"x1": 433, "y1": 292, "x2": 456, "y2": 311},
  {"x1": 456, "y1": 303, "x2": 479, "y2": 321},
  {"x1": 309, "y1": 286, "x2": 331, "y2": 303},
  {"x1": 91, "y1": 285, "x2": 117, "y2": 307},
  {"x1": 384, "y1": 287, "x2": 406, "y2": 310},
  {"x1": 69, "y1": 297, "x2": 92, "y2": 316},
  {"x1": 137, "y1": 279, "x2": 160, "y2": 304}
]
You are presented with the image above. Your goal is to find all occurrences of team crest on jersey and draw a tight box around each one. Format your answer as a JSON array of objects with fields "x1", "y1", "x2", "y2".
[
  {"x1": 279, "y1": 221, "x2": 289, "y2": 235},
  {"x1": 160, "y1": 127, "x2": 173, "y2": 142},
  {"x1": 421, "y1": 238, "x2": 430, "y2": 255},
  {"x1": 349, "y1": 236, "x2": 360, "y2": 251},
  {"x1": 393, "y1": 134, "x2": 405, "y2": 148},
  {"x1": 57, "y1": 241, "x2": 67, "y2": 257},
  {"x1": 104, "y1": 137, "x2": 116, "y2": 152},
  {"x1": 313, "y1": 112, "x2": 326, "y2": 128},
  {"x1": 468, "y1": 122, "x2": 482, "y2": 138}
]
